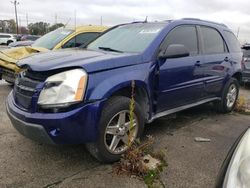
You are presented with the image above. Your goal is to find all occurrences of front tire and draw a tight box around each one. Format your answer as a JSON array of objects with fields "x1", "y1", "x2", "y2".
[
  {"x1": 215, "y1": 78, "x2": 239, "y2": 113},
  {"x1": 7, "y1": 40, "x2": 13, "y2": 45},
  {"x1": 86, "y1": 96, "x2": 145, "y2": 163}
]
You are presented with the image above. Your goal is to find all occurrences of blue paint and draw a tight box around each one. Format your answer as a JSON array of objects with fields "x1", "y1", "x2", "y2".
[{"x1": 8, "y1": 19, "x2": 242, "y2": 144}]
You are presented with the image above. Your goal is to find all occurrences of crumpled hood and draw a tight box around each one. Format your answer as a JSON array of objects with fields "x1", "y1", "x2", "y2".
[
  {"x1": 0, "y1": 46, "x2": 48, "y2": 63},
  {"x1": 17, "y1": 49, "x2": 143, "y2": 73}
]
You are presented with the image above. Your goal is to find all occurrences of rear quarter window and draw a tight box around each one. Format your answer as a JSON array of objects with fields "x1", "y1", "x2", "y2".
[{"x1": 223, "y1": 31, "x2": 241, "y2": 53}]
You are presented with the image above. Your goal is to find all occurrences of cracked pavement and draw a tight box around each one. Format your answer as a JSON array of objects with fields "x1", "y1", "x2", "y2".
[{"x1": 0, "y1": 81, "x2": 250, "y2": 187}]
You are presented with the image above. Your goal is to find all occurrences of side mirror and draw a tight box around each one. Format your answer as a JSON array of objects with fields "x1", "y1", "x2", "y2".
[{"x1": 159, "y1": 44, "x2": 190, "y2": 59}]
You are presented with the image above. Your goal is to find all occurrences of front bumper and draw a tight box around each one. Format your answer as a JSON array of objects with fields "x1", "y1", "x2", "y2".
[
  {"x1": 0, "y1": 67, "x2": 16, "y2": 83},
  {"x1": 6, "y1": 91, "x2": 105, "y2": 144},
  {"x1": 7, "y1": 105, "x2": 54, "y2": 144},
  {"x1": 242, "y1": 70, "x2": 250, "y2": 83}
]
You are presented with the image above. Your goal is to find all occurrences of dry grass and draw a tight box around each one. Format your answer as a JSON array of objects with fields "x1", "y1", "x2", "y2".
[
  {"x1": 113, "y1": 136, "x2": 167, "y2": 187},
  {"x1": 113, "y1": 81, "x2": 167, "y2": 187},
  {"x1": 235, "y1": 96, "x2": 250, "y2": 114},
  {"x1": 113, "y1": 136, "x2": 155, "y2": 177}
]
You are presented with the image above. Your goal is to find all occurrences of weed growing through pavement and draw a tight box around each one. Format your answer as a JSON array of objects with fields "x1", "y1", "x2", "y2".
[
  {"x1": 113, "y1": 136, "x2": 167, "y2": 187},
  {"x1": 128, "y1": 80, "x2": 136, "y2": 147},
  {"x1": 113, "y1": 80, "x2": 167, "y2": 188}
]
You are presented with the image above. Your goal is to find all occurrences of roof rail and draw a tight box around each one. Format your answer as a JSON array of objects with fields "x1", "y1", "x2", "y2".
[{"x1": 181, "y1": 18, "x2": 228, "y2": 28}]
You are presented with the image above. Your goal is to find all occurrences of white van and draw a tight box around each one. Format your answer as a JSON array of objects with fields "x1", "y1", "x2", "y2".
[{"x1": 0, "y1": 33, "x2": 17, "y2": 45}]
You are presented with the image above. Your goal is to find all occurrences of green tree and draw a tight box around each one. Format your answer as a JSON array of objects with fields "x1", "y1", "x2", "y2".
[
  {"x1": 7, "y1": 19, "x2": 16, "y2": 33},
  {"x1": 49, "y1": 23, "x2": 64, "y2": 32},
  {"x1": 0, "y1": 19, "x2": 16, "y2": 33},
  {"x1": 28, "y1": 22, "x2": 50, "y2": 35}
]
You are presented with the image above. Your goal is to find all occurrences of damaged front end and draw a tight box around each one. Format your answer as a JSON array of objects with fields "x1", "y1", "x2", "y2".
[{"x1": 0, "y1": 46, "x2": 48, "y2": 83}]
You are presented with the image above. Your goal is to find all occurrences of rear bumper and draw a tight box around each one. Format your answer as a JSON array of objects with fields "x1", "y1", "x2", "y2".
[
  {"x1": 242, "y1": 70, "x2": 250, "y2": 83},
  {"x1": 6, "y1": 91, "x2": 106, "y2": 144}
]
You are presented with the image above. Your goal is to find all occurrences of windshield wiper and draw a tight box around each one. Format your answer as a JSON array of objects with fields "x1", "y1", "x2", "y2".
[{"x1": 98, "y1": 46, "x2": 123, "y2": 53}]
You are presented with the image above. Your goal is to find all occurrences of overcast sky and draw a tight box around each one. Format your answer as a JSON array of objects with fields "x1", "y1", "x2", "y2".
[{"x1": 0, "y1": 0, "x2": 250, "y2": 43}]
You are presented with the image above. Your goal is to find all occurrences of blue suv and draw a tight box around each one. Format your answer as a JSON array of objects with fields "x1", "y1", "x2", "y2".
[{"x1": 6, "y1": 19, "x2": 242, "y2": 162}]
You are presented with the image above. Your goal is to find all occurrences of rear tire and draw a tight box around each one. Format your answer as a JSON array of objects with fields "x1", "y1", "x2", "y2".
[
  {"x1": 215, "y1": 78, "x2": 239, "y2": 113},
  {"x1": 86, "y1": 96, "x2": 145, "y2": 163}
]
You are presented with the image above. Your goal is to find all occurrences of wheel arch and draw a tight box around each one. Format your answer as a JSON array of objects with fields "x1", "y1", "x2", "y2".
[
  {"x1": 89, "y1": 80, "x2": 152, "y2": 121},
  {"x1": 232, "y1": 71, "x2": 242, "y2": 83}
]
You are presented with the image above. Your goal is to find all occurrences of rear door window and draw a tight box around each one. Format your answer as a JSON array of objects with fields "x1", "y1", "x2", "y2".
[
  {"x1": 0, "y1": 35, "x2": 10, "y2": 38},
  {"x1": 201, "y1": 26, "x2": 226, "y2": 54},
  {"x1": 161, "y1": 25, "x2": 198, "y2": 56}
]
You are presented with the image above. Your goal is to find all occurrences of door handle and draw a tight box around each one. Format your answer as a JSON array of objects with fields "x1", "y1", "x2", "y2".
[{"x1": 195, "y1": 61, "x2": 201, "y2": 66}]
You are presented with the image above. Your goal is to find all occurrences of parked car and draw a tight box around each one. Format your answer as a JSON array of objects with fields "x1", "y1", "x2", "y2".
[
  {"x1": 242, "y1": 44, "x2": 250, "y2": 83},
  {"x1": 216, "y1": 127, "x2": 250, "y2": 188},
  {"x1": 0, "y1": 33, "x2": 17, "y2": 45},
  {"x1": 0, "y1": 25, "x2": 108, "y2": 83},
  {"x1": 21, "y1": 35, "x2": 40, "y2": 41},
  {"x1": 6, "y1": 18, "x2": 242, "y2": 162},
  {"x1": 8, "y1": 40, "x2": 34, "y2": 48}
]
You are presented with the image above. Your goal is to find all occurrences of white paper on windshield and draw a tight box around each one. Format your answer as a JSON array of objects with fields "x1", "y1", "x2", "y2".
[
  {"x1": 60, "y1": 31, "x2": 71, "y2": 35},
  {"x1": 139, "y1": 29, "x2": 161, "y2": 34}
]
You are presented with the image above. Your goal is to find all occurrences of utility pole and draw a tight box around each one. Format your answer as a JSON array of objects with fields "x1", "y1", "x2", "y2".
[
  {"x1": 11, "y1": 0, "x2": 19, "y2": 34},
  {"x1": 26, "y1": 13, "x2": 28, "y2": 26},
  {"x1": 55, "y1": 13, "x2": 57, "y2": 24},
  {"x1": 19, "y1": 16, "x2": 21, "y2": 34},
  {"x1": 100, "y1": 16, "x2": 103, "y2": 26},
  {"x1": 26, "y1": 13, "x2": 29, "y2": 34}
]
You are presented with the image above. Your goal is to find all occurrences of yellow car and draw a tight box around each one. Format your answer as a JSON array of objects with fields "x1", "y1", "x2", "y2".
[{"x1": 0, "y1": 25, "x2": 108, "y2": 83}]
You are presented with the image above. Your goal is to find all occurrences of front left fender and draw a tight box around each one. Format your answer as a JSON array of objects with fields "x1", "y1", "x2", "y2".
[{"x1": 85, "y1": 63, "x2": 152, "y2": 101}]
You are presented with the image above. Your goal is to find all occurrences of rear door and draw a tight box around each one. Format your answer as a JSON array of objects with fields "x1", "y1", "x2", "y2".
[
  {"x1": 199, "y1": 26, "x2": 230, "y2": 97},
  {"x1": 156, "y1": 25, "x2": 205, "y2": 112}
]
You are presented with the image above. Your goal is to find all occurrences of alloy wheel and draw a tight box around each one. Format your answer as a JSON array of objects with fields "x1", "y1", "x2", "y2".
[{"x1": 104, "y1": 110, "x2": 138, "y2": 154}]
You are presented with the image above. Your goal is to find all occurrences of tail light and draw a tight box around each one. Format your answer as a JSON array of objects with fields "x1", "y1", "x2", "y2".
[{"x1": 241, "y1": 57, "x2": 246, "y2": 69}]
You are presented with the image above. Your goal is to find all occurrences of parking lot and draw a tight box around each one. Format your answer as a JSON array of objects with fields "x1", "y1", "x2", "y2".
[
  {"x1": 0, "y1": 45, "x2": 8, "y2": 51},
  {"x1": 0, "y1": 80, "x2": 249, "y2": 187}
]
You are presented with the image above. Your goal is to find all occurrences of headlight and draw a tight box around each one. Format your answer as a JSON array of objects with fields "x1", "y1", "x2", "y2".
[
  {"x1": 38, "y1": 69, "x2": 88, "y2": 108},
  {"x1": 223, "y1": 128, "x2": 250, "y2": 188}
]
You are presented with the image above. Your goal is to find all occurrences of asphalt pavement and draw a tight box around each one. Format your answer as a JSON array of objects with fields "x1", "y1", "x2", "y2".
[
  {"x1": 0, "y1": 81, "x2": 250, "y2": 188},
  {"x1": 0, "y1": 45, "x2": 8, "y2": 50}
]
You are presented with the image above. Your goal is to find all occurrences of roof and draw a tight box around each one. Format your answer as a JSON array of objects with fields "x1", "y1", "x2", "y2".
[
  {"x1": 122, "y1": 18, "x2": 228, "y2": 29},
  {"x1": 64, "y1": 25, "x2": 109, "y2": 33},
  {"x1": 0, "y1": 33, "x2": 15, "y2": 35},
  {"x1": 181, "y1": 18, "x2": 228, "y2": 28}
]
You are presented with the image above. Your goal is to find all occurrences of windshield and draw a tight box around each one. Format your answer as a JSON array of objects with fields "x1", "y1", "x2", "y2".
[
  {"x1": 32, "y1": 28, "x2": 73, "y2": 50},
  {"x1": 87, "y1": 23, "x2": 166, "y2": 53}
]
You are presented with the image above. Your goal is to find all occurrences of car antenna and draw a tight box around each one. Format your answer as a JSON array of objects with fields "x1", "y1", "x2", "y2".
[{"x1": 144, "y1": 16, "x2": 148, "y2": 23}]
